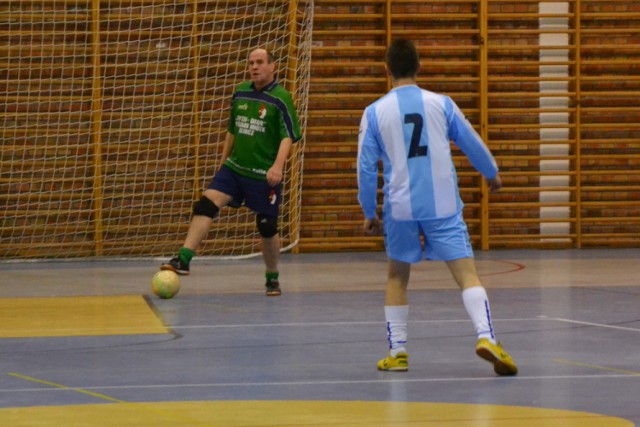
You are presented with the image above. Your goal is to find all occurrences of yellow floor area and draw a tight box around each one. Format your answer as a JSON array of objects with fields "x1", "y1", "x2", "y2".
[
  {"x1": 0, "y1": 401, "x2": 633, "y2": 427},
  {"x1": 0, "y1": 296, "x2": 168, "y2": 338}
]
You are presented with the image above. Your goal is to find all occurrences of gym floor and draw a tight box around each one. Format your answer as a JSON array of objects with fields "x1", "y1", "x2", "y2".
[{"x1": 1, "y1": 249, "x2": 639, "y2": 426}]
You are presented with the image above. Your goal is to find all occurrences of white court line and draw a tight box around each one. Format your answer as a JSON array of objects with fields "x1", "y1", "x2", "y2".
[
  {"x1": 170, "y1": 317, "x2": 545, "y2": 329},
  {"x1": 0, "y1": 318, "x2": 536, "y2": 335},
  {"x1": 4, "y1": 317, "x2": 638, "y2": 336},
  {"x1": 2, "y1": 373, "x2": 638, "y2": 394},
  {"x1": 0, "y1": 318, "x2": 531, "y2": 335},
  {"x1": 170, "y1": 316, "x2": 640, "y2": 333},
  {"x1": 549, "y1": 317, "x2": 640, "y2": 333}
]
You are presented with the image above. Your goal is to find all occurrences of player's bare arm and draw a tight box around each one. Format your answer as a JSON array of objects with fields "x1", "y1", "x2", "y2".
[
  {"x1": 220, "y1": 132, "x2": 235, "y2": 168},
  {"x1": 267, "y1": 137, "x2": 293, "y2": 186}
]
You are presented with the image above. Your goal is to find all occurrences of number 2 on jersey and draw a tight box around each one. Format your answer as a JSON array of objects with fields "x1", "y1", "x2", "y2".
[{"x1": 404, "y1": 113, "x2": 427, "y2": 158}]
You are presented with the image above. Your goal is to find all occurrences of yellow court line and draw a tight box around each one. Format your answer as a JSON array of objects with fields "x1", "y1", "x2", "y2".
[
  {"x1": 8, "y1": 372, "x2": 209, "y2": 426},
  {"x1": 553, "y1": 359, "x2": 640, "y2": 376},
  {"x1": 9, "y1": 372, "x2": 125, "y2": 403}
]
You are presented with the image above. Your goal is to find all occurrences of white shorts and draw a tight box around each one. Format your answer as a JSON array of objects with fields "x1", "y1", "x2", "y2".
[{"x1": 383, "y1": 211, "x2": 474, "y2": 263}]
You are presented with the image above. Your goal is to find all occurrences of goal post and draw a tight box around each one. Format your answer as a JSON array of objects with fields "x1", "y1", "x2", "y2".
[{"x1": 0, "y1": 0, "x2": 314, "y2": 260}]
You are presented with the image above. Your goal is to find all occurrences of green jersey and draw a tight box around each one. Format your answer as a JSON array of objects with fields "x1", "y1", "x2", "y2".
[{"x1": 225, "y1": 80, "x2": 302, "y2": 180}]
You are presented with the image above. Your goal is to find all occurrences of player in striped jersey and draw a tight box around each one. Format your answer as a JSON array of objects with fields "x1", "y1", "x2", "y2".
[{"x1": 357, "y1": 39, "x2": 517, "y2": 375}]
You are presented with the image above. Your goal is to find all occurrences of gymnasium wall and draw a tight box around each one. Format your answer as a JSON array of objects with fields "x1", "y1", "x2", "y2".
[
  {"x1": 1, "y1": 1, "x2": 639, "y2": 259},
  {"x1": 300, "y1": 0, "x2": 640, "y2": 252}
]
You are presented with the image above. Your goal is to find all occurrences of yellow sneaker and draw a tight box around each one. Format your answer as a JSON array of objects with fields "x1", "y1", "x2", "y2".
[
  {"x1": 476, "y1": 338, "x2": 518, "y2": 376},
  {"x1": 377, "y1": 352, "x2": 409, "y2": 371}
]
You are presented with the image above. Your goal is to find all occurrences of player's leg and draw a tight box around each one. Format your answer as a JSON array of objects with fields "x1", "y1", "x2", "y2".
[
  {"x1": 445, "y1": 257, "x2": 500, "y2": 352},
  {"x1": 161, "y1": 166, "x2": 238, "y2": 275},
  {"x1": 446, "y1": 257, "x2": 494, "y2": 341},
  {"x1": 244, "y1": 178, "x2": 282, "y2": 296},
  {"x1": 377, "y1": 258, "x2": 411, "y2": 371},
  {"x1": 161, "y1": 189, "x2": 232, "y2": 275},
  {"x1": 446, "y1": 258, "x2": 517, "y2": 375},
  {"x1": 426, "y1": 213, "x2": 517, "y2": 376},
  {"x1": 377, "y1": 218, "x2": 421, "y2": 372},
  {"x1": 184, "y1": 189, "x2": 233, "y2": 250},
  {"x1": 257, "y1": 214, "x2": 281, "y2": 296},
  {"x1": 261, "y1": 233, "x2": 280, "y2": 273}
]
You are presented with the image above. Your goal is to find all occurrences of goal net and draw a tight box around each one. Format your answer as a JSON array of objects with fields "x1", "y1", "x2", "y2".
[{"x1": 1, "y1": 0, "x2": 313, "y2": 259}]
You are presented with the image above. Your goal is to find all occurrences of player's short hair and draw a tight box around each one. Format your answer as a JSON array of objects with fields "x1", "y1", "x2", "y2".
[
  {"x1": 265, "y1": 50, "x2": 275, "y2": 63},
  {"x1": 248, "y1": 48, "x2": 275, "y2": 63},
  {"x1": 385, "y1": 38, "x2": 419, "y2": 79}
]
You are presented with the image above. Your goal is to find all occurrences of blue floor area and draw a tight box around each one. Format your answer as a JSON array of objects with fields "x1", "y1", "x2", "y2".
[
  {"x1": 2, "y1": 286, "x2": 639, "y2": 424},
  {"x1": 1, "y1": 249, "x2": 640, "y2": 425}
]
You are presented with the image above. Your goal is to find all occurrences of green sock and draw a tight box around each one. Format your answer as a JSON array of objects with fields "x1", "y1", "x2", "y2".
[
  {"x1": 266, "y1": 271, "x2": 279, "y2": 283},
  {"x1": 178, "y1": 247, "x2": 195, "y2": 264}
]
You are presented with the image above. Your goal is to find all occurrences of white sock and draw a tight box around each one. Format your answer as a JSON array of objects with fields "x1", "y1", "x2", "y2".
[
  {"x1": 462, "y1": 287, "x2": 496, "y2": 343},
  {"x1": 384, "y1": 305, "x2": 409, "y2": 356}
]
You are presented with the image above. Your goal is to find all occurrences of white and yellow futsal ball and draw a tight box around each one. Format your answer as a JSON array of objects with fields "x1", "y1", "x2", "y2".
[{"x1": 151, "y1": 270, "x2": 181, "y2": 299}]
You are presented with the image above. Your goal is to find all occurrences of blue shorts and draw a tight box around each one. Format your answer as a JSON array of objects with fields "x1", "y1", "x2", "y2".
[
  {"x1": 383, "y1": 211, "x2": 474, "y2": 263},
  {"x1": 208, "y1": 165, "x2": 281, "y2": 217}
]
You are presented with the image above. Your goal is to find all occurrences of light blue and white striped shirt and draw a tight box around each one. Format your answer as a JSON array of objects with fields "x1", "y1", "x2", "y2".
[{"x1": 357, "y1": 84, "x2": 498, "y2": 221}]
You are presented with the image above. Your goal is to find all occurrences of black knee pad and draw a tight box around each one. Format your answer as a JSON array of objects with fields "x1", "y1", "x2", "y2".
[
  {"x1": 256, "y1": 214, "x2": 278, "y2": 238},
  {"x1": 193, "y1": 196, "x2": 219, "y2": 219}
]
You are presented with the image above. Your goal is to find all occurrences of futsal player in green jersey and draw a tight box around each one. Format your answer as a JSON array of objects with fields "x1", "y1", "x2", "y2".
[{"x1": 161, "y1": 48, "x2": 302, "y2": 296}]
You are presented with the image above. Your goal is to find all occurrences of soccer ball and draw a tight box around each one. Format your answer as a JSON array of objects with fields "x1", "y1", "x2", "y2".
[{"x1": 151, "y1": 270, "x2": 181, "y2": 299}]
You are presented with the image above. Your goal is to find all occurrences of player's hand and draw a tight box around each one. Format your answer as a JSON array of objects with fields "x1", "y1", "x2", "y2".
[
  {"x1": 363, "y1": 216, "x2": 381, "y2": 236},
  {"x1": 486, "y1": 174, "x2": 502, "y2": 193},
  {"x1": 266, "y1": 166, "x2": 283, "y2": 187}
]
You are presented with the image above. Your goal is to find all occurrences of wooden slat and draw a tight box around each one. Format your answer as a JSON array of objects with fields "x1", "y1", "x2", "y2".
[{"x1": 2, "y1": 1, "x2": 639, "y2": 257}]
